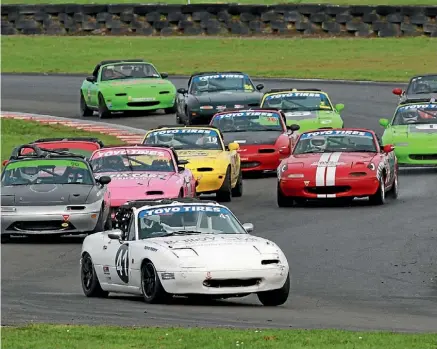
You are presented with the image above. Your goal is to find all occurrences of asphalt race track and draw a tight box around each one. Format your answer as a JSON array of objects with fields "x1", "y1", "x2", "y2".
[{"x1": 1, "y1": 74, "x2": 437, "y2": 332}]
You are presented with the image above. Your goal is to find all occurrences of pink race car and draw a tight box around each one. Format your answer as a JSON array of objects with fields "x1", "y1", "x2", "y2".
[{"x1": 89, "y1": 145, "x2": 197, "y2": 220}]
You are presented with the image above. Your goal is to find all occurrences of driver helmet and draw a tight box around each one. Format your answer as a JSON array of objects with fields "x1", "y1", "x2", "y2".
[
  {"x1": 310, "y1": 136, "x2": 327, "y2": 151},
  {"x1": 402, "y1": 111, "x2": 418, "y2": 124},
  {"x1": 142, "y1": 215, "x2": 161, "y2": 230},
  {"x1": 103, "y1": 67, "x2": 115, "y2": 79},
  {"x1": 196, "y1": 79, "x2": 209, "y2": 92},
  {"x1": 103, "y1": 155, "x2": 125, "y2": 169},
  {"x1": 219, "y1": 117, "x2": 235, "y2": 131},
  {"x1": 19, "y1": 166, "x2": 40, "y2": 182},
  {"x1": 265, "y1": 96, "x2": 282, "y2": 109},
  {"x1": 156, "y1": 133, "x2": 175, "y2": 145}
]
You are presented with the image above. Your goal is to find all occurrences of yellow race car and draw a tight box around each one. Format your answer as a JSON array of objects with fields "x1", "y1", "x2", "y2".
[{"x1": 142, "y1": 126, "x2": 242, "y2": 202}]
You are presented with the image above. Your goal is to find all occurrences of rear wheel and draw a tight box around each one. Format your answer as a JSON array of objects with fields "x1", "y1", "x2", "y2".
[
  {"x1": 81, "y1": 253, "x2": 108, "y2": 298},
  {"x1": 80, "y1": 93, "x2": 93, "y2": 117},
  {"x1": 216, "y1": 168, "x2": 232, "y2": 202},
  {"x1": 257, "y1": 274, "x2": 290, "y2": 306}
]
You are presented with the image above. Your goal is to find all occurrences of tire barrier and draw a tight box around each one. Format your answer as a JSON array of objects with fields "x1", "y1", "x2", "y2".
[{"x1": 1, "y1": 4, "x2": 437, "y2": 37}]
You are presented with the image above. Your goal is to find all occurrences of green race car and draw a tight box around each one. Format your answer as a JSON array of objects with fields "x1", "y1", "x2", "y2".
[
  {"x1": 260, "y1": 89, "x2": 345, "y2": 132},
  {"x1": 379, "y1": 101, "x2": 437, "y2": 166},
  {"x1": 80, "y1": 59, "x2": 177, "y2": 118}
]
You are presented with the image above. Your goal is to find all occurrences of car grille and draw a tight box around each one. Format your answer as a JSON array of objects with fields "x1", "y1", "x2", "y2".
[
  {"x1": 9, "y1": 221, "x2": 75, "y2": 232},
  {"x1": 127, "y1": 101, "x2": 160, "y2": 107},
  {"x1": 409, "y1": 154, "x2": 437, "y2": 160},
  {"x1": 241, "y1": 161, "x2": 260, "y2": 168},
  {"x1": 203, "y1": 278, "x2": 262, "y2": 288},
  {"x1": 306, "y1": 186, "x2": 351, "y2": 194}
]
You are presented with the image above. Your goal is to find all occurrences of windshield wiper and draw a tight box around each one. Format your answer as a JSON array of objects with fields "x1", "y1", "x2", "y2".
[{"x1": 161, "y1": 231, "x2": 202, "y2": 236}]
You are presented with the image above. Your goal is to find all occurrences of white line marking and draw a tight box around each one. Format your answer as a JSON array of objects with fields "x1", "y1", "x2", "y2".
[
  {"x1": 317, "y1": 194, "x2": 327, "y2": 198},
  {"x1": 315, "y1": 153, "x2": 332, "y2": 186},
  {"x1": 325, "y1": 152, "x2": 342, "y2": 186}
]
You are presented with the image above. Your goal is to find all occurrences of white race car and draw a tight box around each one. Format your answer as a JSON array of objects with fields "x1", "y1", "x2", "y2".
[{"x1": 80, "y1": 198, "x2": 290, "y2": 306}]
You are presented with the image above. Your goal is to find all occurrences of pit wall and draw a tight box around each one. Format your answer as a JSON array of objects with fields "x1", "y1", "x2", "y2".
[{"x1": 2, "y1": 4, "x2": 437, "y2": 37}]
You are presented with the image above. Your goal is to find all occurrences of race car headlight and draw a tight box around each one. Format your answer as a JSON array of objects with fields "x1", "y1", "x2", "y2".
[
  {"x1": 395, "y1": 142, "x2": 409, "y2": 146},
  {"x1": 367, "y1": 163, "x2": 376, "y2": 171},
  {"x1": 172, "y1": 248, "x2": 198, "y2": 258},
  {"x1": 287, "y1": 173, "x2": 304, "y2": 178}
]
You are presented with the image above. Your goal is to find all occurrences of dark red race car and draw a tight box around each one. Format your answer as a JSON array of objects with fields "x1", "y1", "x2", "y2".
[
  {"x1": 277, "y1": 128, "x2": 399, "y2": 206},
  {"x1": 209, "y1": 109, "x2": 300, "y2": 173},
  {"x1": 3, "y1": 137, "x2": 104, "y2": 166}
]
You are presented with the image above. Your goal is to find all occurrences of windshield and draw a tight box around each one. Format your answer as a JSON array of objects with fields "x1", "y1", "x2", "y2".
[
  {"x1": 190, "y1": 73, "x2": 255, "y2": 95},
  {"x1": 392, "y1": 104, "x2": 437, "y2": 125},
  {"x1": 20, "y1": 142, "x2": 100, "y2": 158},
  {"x1": 90, "y1": 148, "x2": 175, "y2": 173},
  {"x1": 1, "y1": 159, "x2": 93, "y2": 186},
  {"x1": 143, "y1": 128, "x2": 223, "y2": 151},
  {"x1": 293, "y1": 130, "x2": 377, "y2": 154},
  {"x1": 101, "y1": 63, "x2": 160, "y2": 81},
  {"x1": 262, "y1": 92, "x2": 333, "y2": 112},
  {"x1": 137, "y1": 204, "x2": 246, "y2": 239},
  {"x1": 406, "y1": 75, "x2": 437, "y2": 94},
  {"x1": 211, "y1": 111, "x2": 284, "y2": 132}
]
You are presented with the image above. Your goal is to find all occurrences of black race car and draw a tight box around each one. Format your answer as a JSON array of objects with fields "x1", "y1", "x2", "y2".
[
  {"x1": 393, "y1": 74, "x2": 437, "y2": 105},
  {"x1": 175, "y1": 71, "x2": 264, "y2": 125}
]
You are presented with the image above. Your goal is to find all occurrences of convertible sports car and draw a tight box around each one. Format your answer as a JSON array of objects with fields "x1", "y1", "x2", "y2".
[
  {"x1": 142, "y1": 126, "x2": 242, "y2": 202},
  {"x1": 209, "y1": 109, "x2": 300, "y2": 172},
  {"x1": 379, "y1": 101, "x2": 437, "y2": 166},
  {"x1": 1, "y1": 145, "x2": 112, "y2": 242},
  {"x1": 88, "y1": 145, "x2": 197, "y2": 220},
  {"x1": 175, "y1": 71, "x2": 264, "y2": 125},
  {"x1": 277, "y1": 129, "x2": 398, "y2": 207},
  {"x1": 260, "y1": 89, "x2": 345, "y2": 132},
  {"x1": 80, "y1": 198, "x2": 290, "y2": 306},
  {"x1": 80, "y1": 59, "x2": 177, "y2": 118},
  {"x1": 392, "y1": 74, "x2": 437, "y2": 105}
]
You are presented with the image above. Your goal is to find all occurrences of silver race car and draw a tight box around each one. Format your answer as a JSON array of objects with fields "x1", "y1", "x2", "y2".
[
  {"x1": 80, "y1": 198, "x2": 290, "y2": 306},
  {"x1": 1, "y1": 144, "x2": 112, "y2": 242}
]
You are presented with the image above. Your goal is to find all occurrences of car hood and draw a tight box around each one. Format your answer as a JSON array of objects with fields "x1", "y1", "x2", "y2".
[
  {"x1": 290, "y1": 152, "x2": 377, "y2": 168},
  {"x1": 195, "y1": 91, "x2": 262, "y2": 107},
  {"x1": 176, "y1": 150, "x2": 224, "y2": 161},
  {"x1": 390, "y1": 124, "x2": 437, "y2": 140},
  {"x1": 147, "y1": 234, "x2": 281, "y2": 268},
  {"x1": 221, "y1": 131, "x2": 283, "y2": 145},
  {"x1": 283, "y1": 110, "x2": 341, "y2": 130},
  {"x1": 1, "y1": 184, "x2": 93, "y2": 206}
]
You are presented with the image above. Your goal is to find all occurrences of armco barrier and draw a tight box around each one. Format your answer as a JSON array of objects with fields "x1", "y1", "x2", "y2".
[{"x1": 1, "y1": 4, "x2": 437, "y2": 37}]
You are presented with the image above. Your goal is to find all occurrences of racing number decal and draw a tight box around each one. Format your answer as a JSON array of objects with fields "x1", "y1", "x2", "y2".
[{"x1": 115, "y1": 244, "x2": 129, "y2": 283}]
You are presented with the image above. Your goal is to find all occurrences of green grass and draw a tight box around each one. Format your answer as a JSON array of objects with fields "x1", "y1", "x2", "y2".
[
  {"x1": 2, "y1": 36, "x2": 436, "y2": 82},
  {"x1": 1, "y1": 118, "x2": 123, "y2": 161},
  {"x1": 3, "y1": 0, "x2": 436, "y2": 5},
  {"x1": 1, "y1": 324, "x2": 437, "y2": 349}
]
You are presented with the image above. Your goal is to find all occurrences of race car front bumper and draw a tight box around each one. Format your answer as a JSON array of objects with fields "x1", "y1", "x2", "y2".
[
  {"x1": 104, "y1": 94, "x2": 176, "y2": 112},
  {"x1": 279, "y1": 175, "x2": 380, "y2": 199},
  {"x1": 193, "y1": 171, "x2": 226, "y2": 194},
  {"x1": 157, "y1": 267, "x2": 288, "y2": 295},
  {"x1": 240, "y1": 151, "x2": 284, "y2": 172},
  {"x1": 394, "y1": 147, "x2": 437, "y2": 166},
  {"x1": 1, "y1": 203, "x2": 101, "y2": 236}
]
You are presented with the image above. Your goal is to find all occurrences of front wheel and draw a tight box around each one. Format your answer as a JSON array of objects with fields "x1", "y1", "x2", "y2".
[
  {"x1": 141, "y1": 261, "x2": 171, "y2": 304},
  {"x1": 81, "y1": 253, "x2": 109, "y2": 298},
  {"x1": 257, "y1": 274, "x2": 290, "y2": 306},
  {"x1": 387, "y1": 173, "x2": 399, "y2": 199},
  {"x1": 369, "y1": 177, "x2": 386, "y2": 205},
  {"x1": 80, "y1": 93, "x2": 93, "y2": 117},
  {"x1": 98, "y1": 94, "x2": 111, "y2": 119},
  {"x1": 277, "y1": 182, "x2": 294, "y2": 207},
  {"x1": 216, "y1": 168, "x2": 232, "y2": 202},
  {"x1": 231, "y1": 170, "x2": 243, "y2": 197},
  {"x1": 164, "y1": 102, "x2": 177, "y2": 114}
]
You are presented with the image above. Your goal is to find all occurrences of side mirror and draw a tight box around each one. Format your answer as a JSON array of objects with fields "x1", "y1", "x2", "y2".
[
  {"x1": 392, "y1": 88, "x2": 403, "y2": 96},
  {"x1": 383, "y1": 144, "x2": 395, "y2": 153},
  {"x1": 2, "y1": 160, "x2": 8, "y2": 166},
  {"x1": 228, "y1": 142, "x2": 240, "y2": 151},
  {"x1": 108, "y1": 229, "x2": 123, "y2": 240},
  {"x1": 335, "y1": 103, "x2": 345, "y2": 113},
  {"x1": 178, "y1": 159, "x2": 189, "y2": 166},
  {"x1": 242, "y1": 223, "x2": 254, "y2": 233},
  {"x1": 97, "y1": 175, "x2": 111, "y2": 185},
  {"x1": 161, "y1": 72, "x2": 168, "y2": 79},
  {"x1": 286, "y1": 124, "x2": 300, "y2": 133},
  {"x1": 86, "y1": 76, "x2": 96, "y2": 83},
  {"x1": 379, "y1": 118, "x2": 390, "y2": 128},
  {"x1": 177, "y1": 88, "x2": 187, "y2": 94},
  {"x1": 256, "y1": 83, "x2": 264, "y2": 91}
]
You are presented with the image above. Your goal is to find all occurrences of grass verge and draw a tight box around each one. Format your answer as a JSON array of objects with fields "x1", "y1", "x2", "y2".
[
  {"x1": 2, "y1": 36, "x2": 435, "y2": 82},
  {"x1": 2, "y1": 0, "x2": 436, "y2": 5},
  {"x1": 1, "y1": 118, "x2": 123, "y2": 160},
  {"x1": 1, "y1": 324, "x2": 437, "y2": 349}
]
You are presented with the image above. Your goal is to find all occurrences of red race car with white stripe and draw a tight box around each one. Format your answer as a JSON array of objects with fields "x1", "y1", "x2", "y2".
[{"x1": 277, "y1": 128, "x2": 399, "y2": 206}]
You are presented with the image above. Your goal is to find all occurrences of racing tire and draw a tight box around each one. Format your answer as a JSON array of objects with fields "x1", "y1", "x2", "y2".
[
  {"x1": 98, "y1": 94, "x2": 111, "y2": 119},
  {"x1": 80, "y1": 93, "x2": 94, "y2": 117},
  {"x1": 141, "y1": 260, "x2": 171, "y2": 304},
  {"x1": 164, "y1": 103, "x2": 177, "y2": 114},
  {"x1": 277, "y1": 183, "x2": 294, "y2": 207},
  {"x1": 1, "y1": 234, "x2": 11, "y2": 244},
  {"x1": 91, "y1": 207, "x2": 106, "y2": 234},
  {"x1": 81, "y1": 252, "x2": 109, "y2": 298},
  {"x1": 387, "y1": 173, "x2": 399, "y2": 199},
  {"x1": 369, "y1": 177, "x2": 386, "y2": 205},
  {"x1": 257, "y1": 273, "x2": 290, "y2": 306},
  {"x1": 231, "y1": 170, "x2": 243, "y2": 197},
  {"x1": 216, "y1": 168, "x2": 232, "y2": 202}
]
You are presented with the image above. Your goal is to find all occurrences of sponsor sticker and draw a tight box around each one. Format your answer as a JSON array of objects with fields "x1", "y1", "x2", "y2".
[
  {"x1": 398, "y1": 104, "x2": 437, "y2": 111},
  {"x1": 149, "y1": 129, "x2": 215, "y2": 135},
  {"x1": 216, "y1": 111, "x2": 276, "y2": 118},
  {"x1": 108, "y1": 173, "x2": 168, "y2": 180},
  {"x1": 138, "y1": 205, "x2": 228, "y2": 217},
  {"x1": 266, "y1": 92, "x2": 322, "y2": 99},
  {"x1": 93, "y1": 148, "x2": 168, "y2": 158},
  {"x1": 197, "y1": 74, "x2": 245, "y2": 80},
  {"x1": 300, "y1": 130, "x2": 373, "y2": 139}
]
